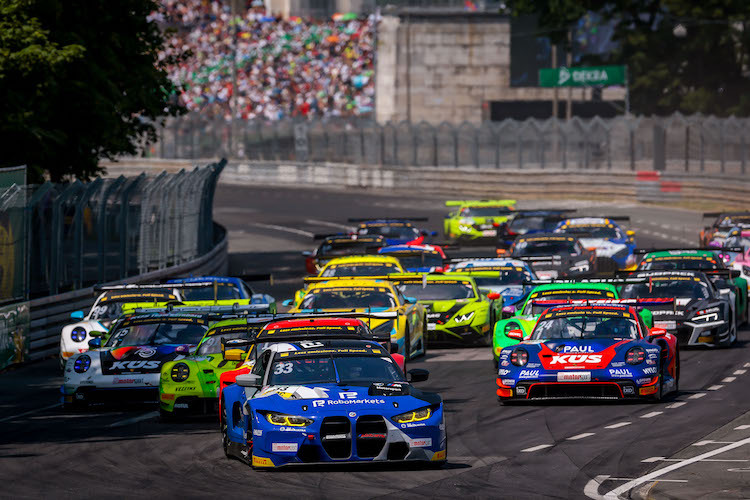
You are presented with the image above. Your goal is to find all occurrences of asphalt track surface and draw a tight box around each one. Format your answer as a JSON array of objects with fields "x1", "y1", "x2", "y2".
[{"x1": 2, "y1": 185, "x2": 749, "y2": 499}]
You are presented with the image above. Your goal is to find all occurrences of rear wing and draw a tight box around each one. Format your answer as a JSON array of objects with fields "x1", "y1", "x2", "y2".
[
  {"x1": 302, "y1": 275, "x2": 402, "y2": 285},
  {"x1": 445, "y1": 200, "x2": 516, "y2": 207},
  {"x1": 94, "y1": 283, "x2": 177, "y2": 292},
  {"x1": 347, "y1": 217, "x2": 429, "y2": 222},
  {"x1": 617, "y1": 269, "x2": 741, "y2": 279},
  {"x1": 524, "y1": 277, "x2": 648, "y2": 285},
  {"x1": 126, "y1": 303, "x2": 273, "y2": 317},
  {"x1": 531, "y1": 298, "x2": 675, "y2": 309},
  {"x1": 518, "y1": 256, "x2": 563, "y2": 263},
  {"x1": 634, "y1": 247, "x2": 743, "y2": 255}
]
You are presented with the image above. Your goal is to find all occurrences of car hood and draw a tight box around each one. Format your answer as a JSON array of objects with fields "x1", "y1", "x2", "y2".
[
  {"x1": 578, "y1": 238, "x2": 627, "y2": 257},
  {"x1": 98, "y1": 344, "x2": 192, "y2": 375}
]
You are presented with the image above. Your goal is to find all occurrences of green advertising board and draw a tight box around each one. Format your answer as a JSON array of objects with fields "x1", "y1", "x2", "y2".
[{"x1": 539, "y1": 65, "x2": 626, "y2": 87}]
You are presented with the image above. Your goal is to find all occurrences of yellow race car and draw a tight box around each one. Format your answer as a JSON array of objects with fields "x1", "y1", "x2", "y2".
[{"x1": 287, "y1": 278, "x2": 426, "y2": 360}]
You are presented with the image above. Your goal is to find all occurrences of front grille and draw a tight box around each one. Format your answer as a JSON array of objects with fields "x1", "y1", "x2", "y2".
[
  {"x1": 673, "y1": 324, "x2": 693, "y2": 345},
  {"x1": 320, "y1": 417, "x2": 351, "y2": 459},
  {"x1": 356, "y1": 415, "x2": 387, "y2": 458},
  {"x1": 526, "y1": 383, "x2": 622, "y2": 400},
  {"x1": 426, "y1": 311, "x2": 452, "y2": 324},
  {"x1": 387, "y1": 442, "x2": 409, "y2": 461}
]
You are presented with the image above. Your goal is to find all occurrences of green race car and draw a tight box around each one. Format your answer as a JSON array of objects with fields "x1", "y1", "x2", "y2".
[
  {"x1": 443, "y1": 200, "x2": 516, "y2": 243},
  {"x1": 391, "y1": 274, "x2": 503, "y2": 346},
  {"x1": 159, "y1": 318, "x2": 261, "y2": 419},
  {"x1": 638, "y1": 248, "x2": 748, "y2": 324},
  {"x1": 492, "y1": 282, "x2": 653, "y2": 364}
]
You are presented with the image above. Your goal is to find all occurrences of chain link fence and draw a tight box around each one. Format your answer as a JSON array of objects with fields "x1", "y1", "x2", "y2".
[{"x1": 153, "y1": 113, "x2": 750, "y2": 175}]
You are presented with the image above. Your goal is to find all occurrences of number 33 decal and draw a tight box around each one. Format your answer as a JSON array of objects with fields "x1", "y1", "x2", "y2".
[{"x1": 274, "y1": 362, "x2": 294, "y2": 374}]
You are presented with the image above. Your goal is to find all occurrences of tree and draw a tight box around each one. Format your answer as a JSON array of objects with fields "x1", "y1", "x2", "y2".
[
  {"x1": 0, "y1": 0, "x2": 183, "y2": 183},
  {"x1": 510, "y1": 0, "x2": 750, "y2": 116}
]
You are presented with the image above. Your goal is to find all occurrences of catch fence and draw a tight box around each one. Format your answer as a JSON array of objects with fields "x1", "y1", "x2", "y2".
[{"x1": 154, "y1": 114, "x2": 750, "y2": 175}]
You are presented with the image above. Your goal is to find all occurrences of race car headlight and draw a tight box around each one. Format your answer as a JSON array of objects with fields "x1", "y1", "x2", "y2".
[
  {"x1": 625, "y1": 347, "x2": 646, "y2": 365},
  {"x1": 510, "y1": 347, "x2": 528, "y2": 367},
  {"x1": 371, "y1": 320, "x2": 395, "y2": 337},
  {"x1": 458, "y1": 224, "x2": 473, "y2": 233},
  {"x1": 262, "y1": 411, "x2": 313, "y2": 427},
  {"x1": 570, "y1": 260, "x2": 590, "y2": 272},
  {"x1": 71, "y1": 327, "x2": 87, "y2": 343},
  {"x1": 392, "y1": 406, "x2": 432, "y2": 424},
  {"x1": 692, "y1": 306, "x2": 722, "y2": 323},
  {"x1": 452, "y1": 311, "x2": 475, "y2": 324},
  {"x1": 73, "y1": 355, "x2": 91, "y2": 373},
  {"x1": 170, "y1": 363, "x2": 190, "y2": 382}
]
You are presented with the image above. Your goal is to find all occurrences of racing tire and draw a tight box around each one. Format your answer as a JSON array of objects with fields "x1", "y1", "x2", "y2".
[
  {"x1": 220, "y1": 398, "x2": 231, "y2": 459},
  {"x1": 404, "y1": 326, "x2": 411, "y2": 362},
  {"x1": 725, "y1": 318, "x2": 737, "y2": 347},
  {"x1": 159, "y1": 407, "x2": 177, "y2": 423}
]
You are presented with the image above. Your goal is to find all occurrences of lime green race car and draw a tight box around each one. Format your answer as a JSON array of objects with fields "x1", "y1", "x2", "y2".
[
  {"x1": 390, "y1": 274, "x2": 503, "y2": 346},
  {"x1": 492, "y1": 282, "x2": 654, "y2": 365},
  {"x1": 443, "y1": 200, "x2": 516, "y2": 243},
  {"x1": 159, "y1": 319, "x2": 262, "y2": 419}
]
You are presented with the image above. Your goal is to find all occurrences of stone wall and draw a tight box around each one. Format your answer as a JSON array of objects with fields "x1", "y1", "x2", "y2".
[{"x1": 375, "y1": 12, "x2": 625, "y2": 124}]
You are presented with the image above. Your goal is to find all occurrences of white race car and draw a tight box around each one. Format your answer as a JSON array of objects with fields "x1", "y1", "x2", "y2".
[{"x1": 59, "y1": 285, "x2": 182, "y2": 369}]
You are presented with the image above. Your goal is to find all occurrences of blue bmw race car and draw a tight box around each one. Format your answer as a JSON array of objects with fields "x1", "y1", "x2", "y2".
[
  {"x1": 221, "y1": 329, "x2": 446, "y2": 468},
  {"x1": 496, "y1": 301, "x2": 679, "y2": 402},
  {"x1": 166, "y1": 276, "x2": 276, "y2": 309},
  {"x1": 351, "y1": 218, "x2": 431, "y2": 246},
  {"x1": 553, "y1": 217, "x2": 637, "y2": 271}
]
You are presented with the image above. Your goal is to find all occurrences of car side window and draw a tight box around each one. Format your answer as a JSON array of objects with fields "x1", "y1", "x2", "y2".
[
  {"x1": 252, "y1": 349, "x2": 272, "y2": 381},
  {"x1": 241, "y1": 281, "x2": 254, "y2": 297}
]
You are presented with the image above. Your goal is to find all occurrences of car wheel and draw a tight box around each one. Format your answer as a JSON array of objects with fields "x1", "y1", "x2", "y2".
[
  {"x1": 727, "y1": 318, "x2": 737, "y2": 346},
  {"x1": 404, "y1": 326, "x2": 411, "y2": 361},
  {"x1": 221, "y1": 398, "x2": 231, "y2": 459},
  {"x1": 420, "y1": 319, "x2": 428, "y2": 358}
]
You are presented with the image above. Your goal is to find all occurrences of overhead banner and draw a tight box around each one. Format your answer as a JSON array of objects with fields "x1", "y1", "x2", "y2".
[{"x1": 539, "y1": 65, "x2": 626, "y2": 87}]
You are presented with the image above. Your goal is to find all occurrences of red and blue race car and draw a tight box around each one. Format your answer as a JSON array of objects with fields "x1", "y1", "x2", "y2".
[{"x1": 496, "y1": 300, "x2": 679, "y2": 402}]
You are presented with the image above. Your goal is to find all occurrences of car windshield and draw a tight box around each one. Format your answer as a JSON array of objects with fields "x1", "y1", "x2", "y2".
[
  {"x1": 513, "y1": 239, "x2": 577, "y2": 256},
  {"x1": 180, "y1": 283, "x2": 242, "y2": 300},
  {"x1": 559, "y1": 225, "x2": 621, "y2": 239},
  {"x1": 620, "y1": 280, "x2": 710, "y2": 299},
  {"x1": 460, "y1": 207, "x2": 513, "y2": 217},
  {"x1": 106, "y1": 321, "x2": 208, "y2": 347},
  {"x1": 533, "y1": 316, "x2": 639, "y2": 340},
  {"x1": 399, "y1": 282, "x2": 475, "y2": 300},
  {"x1": 388, "y1": 253, "x2": 443, "y2": 269},
  {"x1": 321, "y1": 263, "x2": 400, "y2": 277},
  {"x1": 89, "y1": 302, "x2": 124, "y2": 321},
  {"x1": 300, "y1": 288, "x2": 397, "y2": 309},
  {"x1": 639, "y1": 258, "x2": 719, "y2": 271},
  {"x1": 472, "y1": 269, "x2": 532, "y2": 286},
  {"x1": 196, "y1": 331, "x2": 249, "y2": 355},
  {"x1": 509, "y1": 216, "x2": 559, "y2": 233},
  {"x1": 268, "y1": 355, "x2": 404, "y2": 385},
  {"x1": 524, "y1": 292, "x2": 613, "y2": 315},
  {"x1": 320, "y1": 241, "x2": 379, "y2": 257},
  {"x1": 358, "y1": 225, "x2": 420, "y2": 240}
]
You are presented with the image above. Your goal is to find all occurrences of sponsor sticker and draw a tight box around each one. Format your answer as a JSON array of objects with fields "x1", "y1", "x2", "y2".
[
  {"x1": 501, "y1": 378, "x2": 516, "y2": 386},
  {"x1": 498, "y1": 369, "x2": 511, "y2": 376},
  {"x1": 271, "y1": 443, "x2": 299, "y2": 453},
  {"x1": 519, "y1": 370, "x2": 539, "y2": 379},
  {"x1": 562, "y1": 345, "x2": 594, "y2": 353},
  {"x1": 622, "y1": 386, "x2": 635, "y2": 395},
  {"x1": 608, "y1": 368, "x2": 633, "y2": 378},
  {"x1": 411, "y1": 438, "x2": 433, "y2": 448},
  {"x1": 642, "y1": 367, "x2": 657, "y2": 374},
  {"x1": 137, "y1": 348, "x2": 157, "y2": 358},
  {"x1": 516, "y1": 386, "x2": 527, "y2": 395},
  {"x1": 113, "y1": 377, "x2": 144, "y2": 385},
  {"x1": 253, "y1": 429, "x2": 263, "y2": 436},
  {"x1": 556, "y1": 371, "x2": 591, "y2": 382}
]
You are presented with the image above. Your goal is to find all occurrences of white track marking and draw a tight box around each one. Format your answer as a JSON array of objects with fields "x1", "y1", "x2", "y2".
[
  {"x1": 605, "y1": 436, "x2": 750, "y2": 498},
  {"x1": 734, "y1": 425, "x2": 750, "y2": 430},
  {"x1": 304, "y1": 219, "x2": 353, "y2": 231},
  {"x1": 688, "y1": 393, "x2": 706, "y2": 399},
  {"x1": 108, "y1": 411, "x2": 158, "y2": 428},
  {"x1": 641, "y1": 456, "x2": 665, "y2": 463},
  {"x1": 640, "y1": 411, "x2": 662, "y2": 419},
  {"x1": 584, "y1": 476, "x2": 687, "y2": 500},
  {"x1": 604, "y1": 422, "x2": 632, "y2": 429},
  {"x1": 521, "y1": 444, "x2": 553, "y2": 452},
  {"x1": 722, "y1": 377, "x2": 737, "y2": 383},
  {"x1": 707, "y1": 384, "x2": 724, "y2": 390},
  {"x1": 692, "y1": 440, "x2": 735, "y2": 446},
  {"x1": 246, "y1": 222, "x2": 314, "y2": 238},
  {"x1": 0, "y1": 403, "x2": 62, "y2": 423},
  {"x1": 567, "y1": 432, "x2": 595, "y2": 441},
  {"x1": 745, "y1": 363, "x2": 750, "y2": 368},
  {"x1": 666, "y1": 402, "x2": 686, "y2": 409},
  {"x1": 655, "y1": 458, "x2": 747, "y2": 462},
  {"x1": 733, "y1": 369, "x2": 747, "y2": 375}
]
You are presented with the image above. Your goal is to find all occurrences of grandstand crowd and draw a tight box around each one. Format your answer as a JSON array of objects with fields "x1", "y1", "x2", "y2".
[{"x1": 151, "y1": 1, "x2": 377, "y2": 121}]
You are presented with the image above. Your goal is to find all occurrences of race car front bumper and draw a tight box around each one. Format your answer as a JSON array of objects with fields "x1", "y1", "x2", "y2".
[
  {"x1": 667, "y1": 320, "x2": 729, "y2": 347},
  {"x1": 160, "y1": 394, "x2": 219, "y2": 415},
  {"x1": 496, "y1": 376, "x2": 664, "y2": 401},
  {"x1": 425, "y1": 323, "x2": 489, "y2": 346}
]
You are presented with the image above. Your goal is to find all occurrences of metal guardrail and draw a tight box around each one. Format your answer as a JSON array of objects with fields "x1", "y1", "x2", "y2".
[
  {"x1": 27, "y1": 223, "x2": 228, "y2": 362},
  {"x1": 153, "y1": 114, "x2": 750, "y2": 175}
]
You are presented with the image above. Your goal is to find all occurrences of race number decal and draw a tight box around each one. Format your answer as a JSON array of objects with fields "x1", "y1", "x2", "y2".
[
  {"x1": 274, "y1": 362, "x2": 294, "y2": 375},
  {"x1": 299, "y1": 341, "x2": 324, "y2": 349}
]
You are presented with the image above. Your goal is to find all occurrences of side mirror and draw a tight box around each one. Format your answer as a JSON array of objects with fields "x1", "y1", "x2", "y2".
[
  {"x1": 89, "y1": 331, "x2": 104, "y2": 337},
  {"x1": 223, "y1": 348, "x2": 246, "y2": 362},
  {"x1": 70, "y1": 311, "x2": 85, "y2": 320},
  {"x1": 301, "y1": 251, "x2": 312, "y2": 257},
  {"x1": 404, "y1": 296, "x2": 417, "y2": 304},
  {"x1": 649, "y1": 327, "x2": 667, "y2": 338},
  {"x1": 487, "y1": 292, "x2": 501, "y2": 300},
  {"x1": 88, "y1": 338, "x2": 102, "y2": 349},
  {"x1": 282, "y1": 299, "x2": 294, "y2": 307},
  {"x1": 506, "y1": 329, "x2": 524, "y2": 341},
  {"x1": 236, "y1": 373, "x2": 262, "y2": 388},
  {"x1": 407, "y1": 368, "x2": 429, "y2": 383}
]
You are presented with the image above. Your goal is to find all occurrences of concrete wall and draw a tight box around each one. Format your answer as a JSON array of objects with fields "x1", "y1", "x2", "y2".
[{"x1": 375, "y1": 12, "x2": 624, "y2": 124}]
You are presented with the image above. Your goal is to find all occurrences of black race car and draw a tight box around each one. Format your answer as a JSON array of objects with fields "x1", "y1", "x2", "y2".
[
  {"x1": 496, "y1": 210, "x2": 572, "y2": 255},
  {"x1": 508, "y1": 233, "x2": 597, "y2": 279},
  {"x1": 303, "y1": 234, "x2": 385, "y2": 275},
  {"x1": 619, "y1": 270, "x2": 737, "y2": 347}
]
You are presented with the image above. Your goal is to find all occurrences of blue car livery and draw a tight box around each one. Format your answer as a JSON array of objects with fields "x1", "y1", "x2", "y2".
[
  {"x1": 167, "y1": 276, "x2": 276, "y2": 308},
  {"x1": 378, "y1": 244, "x2": 446, "y2": 272},
  {"x1": 497, "y1": 302, "x2": 679, "y2": 402},
  {"x1": 354, "y1": 220, "x2": 426, "y2": 246},
  {"x1": 221, "y1": 338, "x2": 446, "y2": 468},
  {"x1": 553, "y1": 217, "x2": 637, "y2": 270}
]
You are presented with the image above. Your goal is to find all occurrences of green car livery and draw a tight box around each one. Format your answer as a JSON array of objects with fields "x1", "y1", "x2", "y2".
[
  {"x1": 443, "y1": 200, "x2": 515, "y2": 243},
  {"x1": 391, "y1": 274, "x2": 503, "y2": 346},
  {"x1": 159, "y1": 319, "x2": 260, "y2": 418},
  {"x1": 492, "y1": 283, "x2": 653, "y2": 364}
]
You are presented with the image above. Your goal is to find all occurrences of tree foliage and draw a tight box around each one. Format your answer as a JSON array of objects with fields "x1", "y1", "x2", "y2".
[
  {"x1": 511, "y1": 0, "x2": 750, "y2": 116},
  {"x1": 0, "y1": 0, "x2": 183, "y2": 182}
]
